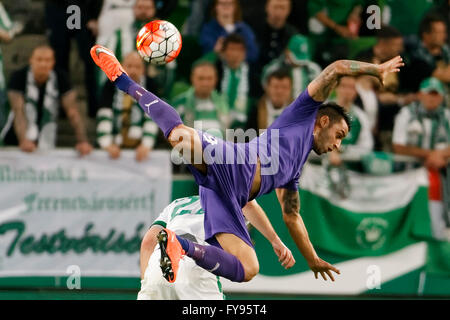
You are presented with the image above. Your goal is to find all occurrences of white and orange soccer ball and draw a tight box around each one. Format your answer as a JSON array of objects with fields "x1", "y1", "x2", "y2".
[{"x1": 136, "y1": 20, "x2": 182, "y2": 65}]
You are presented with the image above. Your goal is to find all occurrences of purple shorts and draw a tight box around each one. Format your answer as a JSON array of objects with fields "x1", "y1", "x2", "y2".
[{"x1": 186, "y1": 130, "x2": 257, "y2": 248}]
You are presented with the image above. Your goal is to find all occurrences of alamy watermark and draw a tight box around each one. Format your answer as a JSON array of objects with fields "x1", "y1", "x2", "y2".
[
  {"x1": 66, "y1": 5, "x2": 81, "y2": 30},
  {"x1": 66, "y1": 265, "x2": 81, "y2": 290},
  {"x1": 366, "y1": 264, "x2": 381, "y2": 290},
  {"x1": 366, "y1": 5, "x2": 382, "y2": 30}
]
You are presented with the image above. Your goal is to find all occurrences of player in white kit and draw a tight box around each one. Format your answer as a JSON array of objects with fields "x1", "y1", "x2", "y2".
[{"x1": 137, "y1": 196, "x2": 294, "y2": 300}]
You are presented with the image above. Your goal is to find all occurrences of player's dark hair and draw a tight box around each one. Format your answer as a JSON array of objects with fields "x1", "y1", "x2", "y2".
[
  {"x1": 222, "y1": 33, "x2": 246, "y2": 51},
  {"x1": 419, "y1": 13, "x2": 447, "y2": 37},
  {"x1": 316, "y1": 102, "x2": 351, "y2": 132},
  {"x1": 266, "y1": 68, "x2": 292, "y2": 84},
  {"x1": 375, "y1": 25, "x2": 402, "y2": 40}
]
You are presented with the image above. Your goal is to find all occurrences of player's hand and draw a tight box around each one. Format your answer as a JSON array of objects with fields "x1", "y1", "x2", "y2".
[
  {"x1": 106, "y1": 144, "x2": 121, "y2": 159},
  {"x1": 378, "y1": 56, "x2": 404, "y2": 86},
  {"x1": 271, "y1": 238, "x2": 295, "y2": 269},
  {"x1": 76, "y1": 141, "x2": 93, "y2": 156},
  {"x1": 135, "y1": 144, "x2": 151, "y2": 162},
  {"x1": 309, "y1": 257, "x2": 340, "y2": 281}
]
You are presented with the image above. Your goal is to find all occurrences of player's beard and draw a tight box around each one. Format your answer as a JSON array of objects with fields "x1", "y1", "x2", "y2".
[{"x1": 312, "y1": 129, "x2": 330, "y2": 155}]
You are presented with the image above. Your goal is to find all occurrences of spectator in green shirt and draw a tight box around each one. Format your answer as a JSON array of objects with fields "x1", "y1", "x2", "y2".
[
  {"x1": 171, "y1": 61, "x2": 229, "y2": 138},
  {"x1": 308, "y1": 0, "x2": 363, "y2": 66},
  {"x1": 261, "y1": 34, "x2": 322, "y2": 100}
]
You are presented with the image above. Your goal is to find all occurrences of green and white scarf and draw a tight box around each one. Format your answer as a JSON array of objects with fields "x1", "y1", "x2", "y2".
[
  {"x1": 405, "y1": 102, "x2": 450, "y2": 150},
  {"x1": 220, "y1": 62, "x2": 249, "y2": 129},
  {"x1": 172, "y1": 87, "x2": 229, "y2": 138},
  {"x1": 264, "y1": 98, "x2": 285, "y2": 128},
  {"x1": 97, "y1": 77, "x2": 158, "y2": 148},
  {"x1": 24, "y1": 69, "x2": 59, "y2": 149}
]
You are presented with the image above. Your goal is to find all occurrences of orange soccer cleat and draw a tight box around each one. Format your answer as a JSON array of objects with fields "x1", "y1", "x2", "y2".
[
  {"x1": 157, "y1": 228, "x2": 185, "y2": 283},
  {"x1": 90, "y1": 45, "x2": 127, "y2": 82}
]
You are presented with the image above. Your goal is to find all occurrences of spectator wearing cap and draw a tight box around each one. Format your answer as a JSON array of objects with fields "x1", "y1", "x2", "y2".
[
  {"x1": 261, "y1": 34, "x2": 322, "y2": 100},
  {"x1": 393, "y1": 77, "x2": 450, "y2": 169},
  {"x1": 392, "y1": 77, "x2": 450, "y2": 240}
]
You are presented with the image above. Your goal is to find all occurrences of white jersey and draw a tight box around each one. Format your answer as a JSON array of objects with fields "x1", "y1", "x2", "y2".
[
  {"x1": 137, "y1": 196, "x2": 224, "y2": 300},
  {"x1": 393, "y1": 103, "x2": 450, "y2": 150}
]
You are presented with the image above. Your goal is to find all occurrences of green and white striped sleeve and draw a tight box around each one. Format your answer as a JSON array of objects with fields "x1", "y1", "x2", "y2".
[
  {"x1": 96, "y1": 108, "x2": 114, "y2": 148},
  {"x1": 141, "y1": 117, "x2": 158, "y2": 149},
  {"x1": 392, "y1": 106, "x2": 412, "y2": 146}
]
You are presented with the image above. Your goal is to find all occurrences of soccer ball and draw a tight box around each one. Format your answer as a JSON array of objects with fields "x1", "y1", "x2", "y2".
[{"x1": 136, "y1": 20, "x2": 182, "y2": 65}]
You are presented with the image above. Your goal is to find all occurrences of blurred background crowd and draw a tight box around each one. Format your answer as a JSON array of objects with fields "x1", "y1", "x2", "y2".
[
  {"x1": 0, "y1": 0, "x2": 449, "y2": 230},
  {"x1": 0, "y1": 0, "x2": 448, "y2": 159}
]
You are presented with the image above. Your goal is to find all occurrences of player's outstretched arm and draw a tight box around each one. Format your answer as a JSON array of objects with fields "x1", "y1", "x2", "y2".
[
  {"x1": 276, "y1": 188, "x2": 340, "y2": 281},
  {"x1": 307, "y1": 56, "x2": 404, "y2": 102},
  {"x1": 243, "y1": 200, "x2": 295, "y2": 269}
]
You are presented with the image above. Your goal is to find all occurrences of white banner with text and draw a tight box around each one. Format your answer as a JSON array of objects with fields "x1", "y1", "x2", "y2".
[{"x1": 0, "y1": 149, "x2": 171, "y2": 277}]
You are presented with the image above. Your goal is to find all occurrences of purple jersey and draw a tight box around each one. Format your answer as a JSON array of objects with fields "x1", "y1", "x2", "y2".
[
  {"x1": 249, "y1": 88, "x2": 321, "y2": 196},
  {"x1": 185, "y1": 88, "x2": 321, "y2": 247}
]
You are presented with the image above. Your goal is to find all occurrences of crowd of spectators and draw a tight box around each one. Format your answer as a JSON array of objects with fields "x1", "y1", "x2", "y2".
[{"x1": 0, "y1": 0, "x2": 448, "y2": 165}]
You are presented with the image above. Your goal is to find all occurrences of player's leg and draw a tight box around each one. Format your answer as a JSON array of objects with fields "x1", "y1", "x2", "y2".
[
  {"x1": 90, "y1": 45, "x2": 207, "y2": 174},
  {"x1": 159, "y1": 228, "x2": 258, "y2": 283},
  {"x1": 215, "y1": 232, "x2": 259, "y2": 281},
  {"x1": 159, "y1": 187, "x2": 259, "y2": 283}
]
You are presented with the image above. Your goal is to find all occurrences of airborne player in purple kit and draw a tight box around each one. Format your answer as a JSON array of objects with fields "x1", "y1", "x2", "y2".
[{"x1": 91, "y1": 44, "x2": 404, "y2": 284}]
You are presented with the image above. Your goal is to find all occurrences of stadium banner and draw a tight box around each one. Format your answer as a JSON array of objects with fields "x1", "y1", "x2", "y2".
[
  {"x1": 298, "y1": 163, "x2": 432, "y2": 257},
  {"x1": 223, "y1": 163, "x2": 436, "y2": 295},
  {"x1": 0, "y1": 149, "x2": 171, "y2": 278}
]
